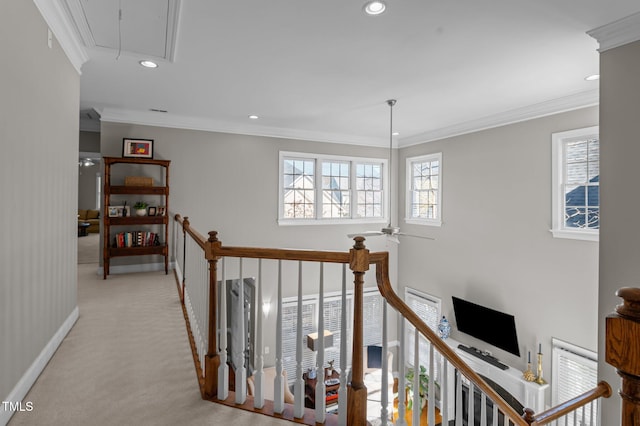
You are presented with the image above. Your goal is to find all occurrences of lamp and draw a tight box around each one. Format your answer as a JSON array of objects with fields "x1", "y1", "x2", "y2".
[{"x1": 306, "y1": 330, "x2": 334, "y2": 352}]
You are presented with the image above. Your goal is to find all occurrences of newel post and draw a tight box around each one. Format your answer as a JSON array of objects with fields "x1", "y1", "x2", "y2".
[
  {"x1": 606, "y1": 287, "x2": 640, "y2": 426},
  {"x1": 348, "y1": 236, "x2": 369, "y2": 425},
  {"x1": 203, "y1": 230, "x2": 222, "y2": 399}
]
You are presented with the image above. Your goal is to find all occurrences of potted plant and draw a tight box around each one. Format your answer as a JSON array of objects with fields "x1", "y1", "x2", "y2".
[
  {"x1": 404, "y1": 365, "x2": 440, "y2": 411},
  {"x1": 133, "y1": 201, "x2": 148, "y2": 216}
]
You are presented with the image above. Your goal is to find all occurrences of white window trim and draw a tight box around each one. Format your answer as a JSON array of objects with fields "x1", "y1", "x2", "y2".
[
  {"x1": 551, "y1": 126, "x2": 599, "y2": 242},
  {"x1": 278, "y1": 151, "x2": 388, "y2": 226},
  {"x1": 405, "y1": 153, "x2": 443, "y2": 227}
]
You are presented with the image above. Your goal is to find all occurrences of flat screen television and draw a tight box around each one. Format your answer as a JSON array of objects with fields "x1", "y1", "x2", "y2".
[{"x1": 452, "y1": 296, "x2": 520, "y2": 357}]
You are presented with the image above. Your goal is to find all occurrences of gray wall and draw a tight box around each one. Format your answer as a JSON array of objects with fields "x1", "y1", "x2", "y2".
[
  {"x1": 398, "y1": 107, "x2": 599, "y2": 377},
  {"x1": 598, "y1": 39, "x2": 640, "y2": 425},
  {"x1": 100, "y1": 123, "x2": 400, "y2": 365},
  {"x1": 0, "y1": 0, "x2": 79, "y2": 410}
]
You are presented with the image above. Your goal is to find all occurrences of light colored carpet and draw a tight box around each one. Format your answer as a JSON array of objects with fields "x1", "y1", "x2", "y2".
[
  {"x1": 77, "y1": 232, "x2": 100, "y2": 264},
  {"x1": 9, "y1": 264, "x2": 291, "y2": 426}
]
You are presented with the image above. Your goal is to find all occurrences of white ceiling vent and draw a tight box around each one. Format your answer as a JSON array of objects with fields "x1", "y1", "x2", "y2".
[{"x1": 65, "y1": 0, "x2": 181, "y2": 62}]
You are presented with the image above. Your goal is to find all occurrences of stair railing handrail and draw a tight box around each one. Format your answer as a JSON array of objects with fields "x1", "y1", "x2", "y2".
[
  {"x1": 175, "y1": 214, "x2": 208, "y2": 249},
  {"x1": 173, "y1": 216, "x2": 613, "y2": 425},
  {"x1": 523, "y1": 381, "x2": 612, "y2": 425},
  {"x1": 371, "y1": 251, "x2": 531, "y2": 424},
  {"x1": 372, "y1": 251, "x2": 613, "y2": 426}
]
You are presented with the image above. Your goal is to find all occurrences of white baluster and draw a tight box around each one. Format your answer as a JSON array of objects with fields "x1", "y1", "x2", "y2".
[
  {"x1": 492, "y1": 401, "x2": 498, "y2": 426},
  {"x1": 254, "y1": 259, "x2": 264, "y2": 409},
  {"x1": 217, "y1": 258, "x2": 229, "y2": 400},
  {"x1": 480, "y1": 392, "x2": 487, "y2": 426},
  {"x1": 412, "y1": 331, "x2": 420, "y2": 426},
  {"x1": 468, "y1": 382, "x2": 475, "y2": 426},
  {"x1": 428, "y1": 342, "x2": 435, "y2": 426},
  {"x1": 455, "y1": 371, "x2": 462, "y2": 426},
  {"x1": 381, "y1": 301, "x2": 389, "y2": 425},
  {"x1": 273, "y1": 260, "x2": 285, "y2": 414},
  {"x1": 315, "y1": 263, "x2": 326, "y2": 424},
  {"x1": 234, "y1": 259, "x2": 247, "y2": 404},
  {"x1": 396, "y1": 319, "x2": 407, "y2": 426},
  {"x1": 293, "y1": 261, "x2": 305, "y2": 418},
  {"x1": 338, "y1": 264, "x2": 348, "y2": 426},
  {"x1": 441, "y1": 357, "x2": 449, "y2": 425}
]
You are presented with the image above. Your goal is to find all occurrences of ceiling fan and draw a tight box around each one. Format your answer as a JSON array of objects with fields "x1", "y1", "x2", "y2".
[{"x1": 347, "y1": 99, "x2": 435, "y2": 244}]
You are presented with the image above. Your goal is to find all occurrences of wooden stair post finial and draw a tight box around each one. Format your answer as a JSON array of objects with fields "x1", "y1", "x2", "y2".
[
  {"x1": 606, "y1": 287, "x2": 640, "y2": 426},
  {"x1": 348, "y1": 236, "x2": 370, "y2": 425}
]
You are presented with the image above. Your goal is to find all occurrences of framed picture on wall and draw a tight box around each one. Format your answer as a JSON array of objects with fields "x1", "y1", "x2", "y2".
[{"x1": 122, "y1": 138, "x2": 154, "y2": 159}]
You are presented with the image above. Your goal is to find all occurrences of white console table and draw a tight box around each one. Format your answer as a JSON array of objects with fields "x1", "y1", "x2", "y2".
[{"x1": 439, "y1": 338, "x2": 549, "y2": 419}]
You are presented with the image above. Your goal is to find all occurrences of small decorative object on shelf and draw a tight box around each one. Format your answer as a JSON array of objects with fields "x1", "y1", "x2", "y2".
[
  {"x1": 535, "y1": 344, "x2": 547, "y2": 385},
  {"x1": 438, "y1": 315, "x2": 451, "y2": 339},
  {"x1": 523, "y1": 351, "x2": 535, "y2": 382},
  {"x1": 308, "y1": 367, "x2": 316, "y2": 379},
  {"x1": 133, "y1": 201, "x2": 148, "y2": 216}
]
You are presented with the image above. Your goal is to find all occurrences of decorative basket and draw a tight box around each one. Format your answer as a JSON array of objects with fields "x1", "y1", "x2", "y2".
[{"x1": 124, "y1": 176, "x2": 153, "y2": 187}]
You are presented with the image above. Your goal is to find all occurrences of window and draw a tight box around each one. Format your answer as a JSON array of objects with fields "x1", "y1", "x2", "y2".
[
  {"x1": 406, "y1": 153, "x2": 442, "y2": 226},
  {"x1": 551, "y1": 338, "x2": 599, "y2": 425},
  {"x1": 551, "y1": 126, "x2": 599, "y2": 241},
  {"x1": 280, "y1": 288, "x2": 383, "y2": 382},
  {"x1": 404, "y1": 287, "x2": 441, "y2": 366},
  {"x1": 279, "y1": 152, "x2": 387, "y2": 224}
]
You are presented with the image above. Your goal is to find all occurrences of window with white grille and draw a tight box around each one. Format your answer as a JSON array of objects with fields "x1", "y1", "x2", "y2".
[
  {"x1": 279, "y1": 151, "x2": 387, "y2": 224},
  {"x1": 406, "y1": 153, "x2": 442, "y2": 226},
  {"x1": 551, "y1": 338, "x2": 599, "y2": 425},
  {"x1": 551, "y1": 126, "x2": 599, "y2": 241}
]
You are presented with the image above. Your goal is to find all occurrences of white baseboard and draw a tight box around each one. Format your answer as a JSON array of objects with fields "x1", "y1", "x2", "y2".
[
  {"x1": 97, "y1": 261, "x2": 175, "y2": 276},
  {"x1": 1, "y1": 306, "x2": 79, "y2": 426}
]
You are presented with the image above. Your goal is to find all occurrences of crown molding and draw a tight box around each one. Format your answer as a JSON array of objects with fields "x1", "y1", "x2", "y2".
[
  {"x1": 99, "y1": 108, "x2": 388, "y2": 147},
  {"x1": 400, "y1": 89, "x2": 599, "y2": 147},
  {"x1": 33, "y1": 0, "x2": 88, "y2": 74},
  {"x1": 587, "y1": 12, "x2": 640, "y2": 52}
]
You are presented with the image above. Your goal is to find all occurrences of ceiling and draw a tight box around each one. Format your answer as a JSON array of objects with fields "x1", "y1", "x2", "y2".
[{"x1": 70, "y1": 0, "x2": 640, "y2": 147}]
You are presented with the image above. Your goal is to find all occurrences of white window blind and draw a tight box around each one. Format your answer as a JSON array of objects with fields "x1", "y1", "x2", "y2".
[
  {"x1": 404, "y1": 288, "x2": 441, "y2": 375},
  {"x1": 281, "y1": 297, "x2": 316, "y2": 381},
  {"x1": 323, "y1": 293, "x2": 353, "y2": 372},
  {"x1": 551, "y1": 338, "x2": 599, "y2": 425},
  {"x1": 363, "y1": 289, "x2": 383, "y2": 347}
]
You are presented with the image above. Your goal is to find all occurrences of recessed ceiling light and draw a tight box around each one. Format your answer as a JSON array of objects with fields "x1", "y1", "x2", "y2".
[
  {"x1": 392, "y1": 132, "x2": 400, "y2": 136},
  {"x1": 139, "y1": 60, "x2": 158, "y2": 69},
  {"x1": 248, "y1": 115, "x2": 259, "y2": 120},
  {"x1": 363, "y1": 1, "x2": 386, "y2": 16},
  {"x1": 585, "y1": 74, "x2": 600, "y2": 81}
]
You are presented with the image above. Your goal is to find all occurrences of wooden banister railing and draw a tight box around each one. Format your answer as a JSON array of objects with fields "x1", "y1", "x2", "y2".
[
  {"x1": 173, "y1": 214, "x2": 615, "y2": 426},
  {"x1": 606, "y1": 287, "x2": 640, "y2": 426},
  {"x1": 523, "y1": 381, "x2": 612, "y2": 425}
]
